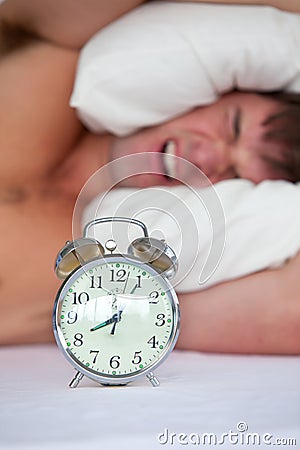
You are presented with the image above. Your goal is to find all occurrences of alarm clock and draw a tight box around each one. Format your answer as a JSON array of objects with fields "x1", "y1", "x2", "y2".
[{"x1": 53, "y1": 217, "x2": 180, "y2": 388}]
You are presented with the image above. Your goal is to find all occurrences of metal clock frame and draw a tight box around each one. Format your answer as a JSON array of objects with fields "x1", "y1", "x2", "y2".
[{"x1": 53, "y1": 253, "x2": 180, "y2": 387}]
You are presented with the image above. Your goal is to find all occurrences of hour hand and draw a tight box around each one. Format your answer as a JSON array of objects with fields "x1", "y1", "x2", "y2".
[
  {"x1": 90, "y1": 315, "x2": 117, "y2": 332},
  {"x1": 110, "y1": 310, "x2": 123, "y2": 335}
]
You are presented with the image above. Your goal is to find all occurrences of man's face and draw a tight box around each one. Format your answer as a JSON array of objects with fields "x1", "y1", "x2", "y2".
[{"x1": 110, "y1": 92, "x2": 290, "y2": 187}]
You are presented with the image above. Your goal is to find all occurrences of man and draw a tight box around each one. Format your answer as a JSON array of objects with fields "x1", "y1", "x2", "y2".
[{"x1": 0, "y1": 0, "x2": 299, "y2": 352}]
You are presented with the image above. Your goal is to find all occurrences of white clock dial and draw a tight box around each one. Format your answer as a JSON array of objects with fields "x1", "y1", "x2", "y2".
[{"x1": 54, "y1": 256, "x2": 179, "y2": 383}]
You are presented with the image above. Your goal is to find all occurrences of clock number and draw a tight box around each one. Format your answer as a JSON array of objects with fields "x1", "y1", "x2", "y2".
[
  {"x1": 90, "y1": 275, "x2": 102, "y2": 289},
  {"x1": 66, "y1": 311, "x2": 77, "y2": 324},
  {"x1": 73, "y1": 333, "x2": 83, "y2": 347},
  {"x1": 136, "y1": 275, "x2": 142, "y2": 288},
  {"x1": 110, "y1": 269, "x2": 127, "y2": 282},
  {"x1": 131, "y1": 351, "x2": 142, "y2": 365},
  {"x1": 147, "y1": 336, "x2": 159, "y2": 349},
  {"x1": 149, "y1": 291, "x2": 159, "y2": 304},
  {"x1": 155, "y1": 313, "x2": 166, "y2": 327},
  {"x1": 109, "y1": 355, "x2": 121, "y2": 369},
  {"x1": 89, "y1": 350, "x2": 100, "y2": 364},
  {"x1": 72, "y1": 292, "x2": 90, "y2": 305}
]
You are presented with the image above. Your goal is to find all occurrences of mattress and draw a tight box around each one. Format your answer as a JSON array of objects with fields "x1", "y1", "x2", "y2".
[{"x1": 1, "y1": 345, "x2": 299, "y2": 449}]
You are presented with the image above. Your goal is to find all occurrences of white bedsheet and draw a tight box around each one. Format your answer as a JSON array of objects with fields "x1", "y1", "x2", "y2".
[{"x1": 1, "y1": 345, "x2": 299, "y2": 449}]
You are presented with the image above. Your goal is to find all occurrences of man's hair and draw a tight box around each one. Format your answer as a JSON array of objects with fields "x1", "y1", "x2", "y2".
[{"x1": 262, "y1": 92, "x2": 300, "y2": 182}]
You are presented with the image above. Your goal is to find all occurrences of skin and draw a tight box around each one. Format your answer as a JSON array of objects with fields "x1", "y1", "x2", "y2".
[
  {"x1": 0, "y1": 0, "x2": 146, "y2": 49},
  {"x1": 178, "y1": 253, "x2": 300, "y2": 354},
  {"x1": 0, "y1": 0, "x2": 300, "y2": 352},
  {"x1": 110, "y1": 92, "x2": 292, "y2": 187}
]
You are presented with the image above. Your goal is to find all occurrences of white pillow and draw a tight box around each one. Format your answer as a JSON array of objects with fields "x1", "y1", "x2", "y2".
[
  {"x1": 83, "y1": 180, "x2": 300, "y2": 292},
  {"x1": 71, "y1": 1, "x2": 300, "y2": 136}
]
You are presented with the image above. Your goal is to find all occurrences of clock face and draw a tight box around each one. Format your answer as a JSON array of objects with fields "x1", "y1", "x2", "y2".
[{"x1": 53, "y1": 255, "x2": 179, "y2": 384}]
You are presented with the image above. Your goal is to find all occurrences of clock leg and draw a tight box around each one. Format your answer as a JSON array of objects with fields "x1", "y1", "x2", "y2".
[
  {"x1": 69, "y1": 370, "x2": 84, "y2": 388},
  {"x1": 146, "y1": 372, "x2": 160, "y2": 387}
]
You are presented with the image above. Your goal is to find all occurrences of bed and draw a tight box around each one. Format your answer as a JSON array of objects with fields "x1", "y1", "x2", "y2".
[{"x1": 1, "y1": 345, "x2": 300, "y2": 449}]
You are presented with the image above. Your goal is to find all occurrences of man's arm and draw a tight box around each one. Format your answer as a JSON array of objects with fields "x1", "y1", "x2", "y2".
[
  {"x1": 0, "y1": 0, "x2": 147, "y2": 48},
  {"x1": 173, "y1": 0, "x2": 300, "y2": 13},
  {"x1": 1, "y1": 0, "x2": 298, "y2": 50},
  {"x1": 177, "y1": 252, "x2": 300, "y2": 354}
]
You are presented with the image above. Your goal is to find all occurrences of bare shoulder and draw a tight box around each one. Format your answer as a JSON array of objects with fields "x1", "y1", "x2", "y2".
[{"x1": 0, "y1": 36, "x2": 83, "y2": 191}]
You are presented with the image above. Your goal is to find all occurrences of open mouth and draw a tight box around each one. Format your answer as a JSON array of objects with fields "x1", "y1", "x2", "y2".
[{"x1": 161, "y1": 140, "x2": 177, "y2": 180}]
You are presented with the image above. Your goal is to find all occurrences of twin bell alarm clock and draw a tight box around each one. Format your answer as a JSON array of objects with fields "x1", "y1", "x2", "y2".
[{"x1": 53, "y1": 217, "x2": 180, "y2": 388}]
